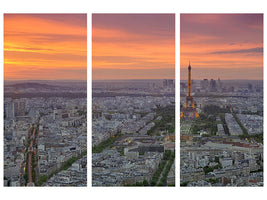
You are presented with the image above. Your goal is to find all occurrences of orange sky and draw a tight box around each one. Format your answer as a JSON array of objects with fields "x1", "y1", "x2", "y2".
[
  {"x1": 92, "y1": 14, "x2": 175, "y2": 80},
  {"x1": 4, "y1": 14, "x2": 87, "y2": 80},
  {"x1": 181, "y1": 14, "x2": 263, "y2": 80}
]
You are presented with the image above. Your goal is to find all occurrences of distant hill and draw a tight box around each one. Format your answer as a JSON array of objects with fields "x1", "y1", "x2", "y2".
[{"x1": 7, "y1": 82, "x2": 58, "y2": 90}]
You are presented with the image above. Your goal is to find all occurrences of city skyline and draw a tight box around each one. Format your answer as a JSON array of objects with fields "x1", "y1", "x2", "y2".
[
  {"x1": 180, "y1": 14, "x2": 263, "y2": 80},
  {"x1": 4, "y1": 14, "x2": 87, "y2": 80},
  {"x1": 92, "y1": 14, "x2": 175, "y2": 80}
]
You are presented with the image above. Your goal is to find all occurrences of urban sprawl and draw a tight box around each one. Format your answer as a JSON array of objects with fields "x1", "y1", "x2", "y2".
[
  {"x1": 4, "y1": 81, "x2": 87, "y2": 186},
  {"x1": 92, "y1": 80, "x2": 175, "y2": 186},
  {"x1": 180, "y1": 78, "x2": 263, "y2": 186}
]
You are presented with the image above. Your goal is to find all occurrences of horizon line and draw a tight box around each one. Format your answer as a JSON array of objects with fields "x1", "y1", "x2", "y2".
[
  {"x1": 4, "y1": 79, "x2": 87, "y2": 82},
  {"x1": 92, "y1": 78, "x2": 175, "y2": 81},
  {"x1": 180, "y1": 79, "x2": 263, "y2": 81}
]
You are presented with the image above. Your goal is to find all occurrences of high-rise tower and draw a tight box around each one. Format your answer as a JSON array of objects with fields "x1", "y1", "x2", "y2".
[{"x1": 181, "y1": 62, "x2": 199, "y2": 119}]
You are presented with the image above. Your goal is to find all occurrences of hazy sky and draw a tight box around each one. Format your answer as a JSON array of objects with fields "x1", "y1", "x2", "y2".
[
  {"x1": 180, "y1": 14, "x2": 263, "y2": 80},
  {"x1": 92, "y1": 14, "x2": 175, "y2": 80},
  {"x1": 4, "y1": 14, "x2": 87, "y2": 80}
]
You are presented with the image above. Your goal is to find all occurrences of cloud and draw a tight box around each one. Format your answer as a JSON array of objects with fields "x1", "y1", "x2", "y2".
[
  {"x1": 180, "y1": 14, "x2": 263, "y2": 80},
  {"x1": 92, "y1": 14, "x2": 175, "y2": 79},
  {"x1": 4, "y1": 14, "x2": 87, "y2": 80},
  {"x1": 93, "y1": 14, "x2": 174, "y2": 38},
  {"x1": 180, "y1": 67, "x2": 263, "y2": 80},
  {"x1": 93, "y1": 68, "x2": 174, "y2": 80},
  {"x1": 210, "y1": 47, "x2": 263, "y2": 55},
  {"x1": 5, "y1": 66, "x2": 87, "y2": 81}
]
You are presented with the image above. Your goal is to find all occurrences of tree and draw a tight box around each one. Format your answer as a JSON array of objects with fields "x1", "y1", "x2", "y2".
[
  {"x1": 143, "y1": 179, "x2": 149, "y2": 186},
  {"x1": 157, "y1": 181, "x2": 164, "y2": 186},
  {"x1": 151, "y1": 179, "x2": 157, "y2": 186},
  {"x1": 215, "y1": 156, "x2": 220, "y2": 163},
  {"x1": 180, "y1": 182, "x2": 188, "y2": 187},
  {"x1": 136, "y1": 182, "x2": 143, "y2": 186}
]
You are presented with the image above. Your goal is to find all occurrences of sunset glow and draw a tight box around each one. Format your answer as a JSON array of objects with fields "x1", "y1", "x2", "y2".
[
  {"x1": 180, "y1": 14, "x2": 263, "y2": 80},
  {"x1": 92, "y1": 14, "x2": 175, "y2": 80},
  {"x1": 4, "y1": 14, "x2": 87, "y2": 80}
]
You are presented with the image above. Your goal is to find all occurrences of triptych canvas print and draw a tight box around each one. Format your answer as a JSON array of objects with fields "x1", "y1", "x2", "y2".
[{"x1": 3, "y1": 13, "x2": 263, "y2": 187}]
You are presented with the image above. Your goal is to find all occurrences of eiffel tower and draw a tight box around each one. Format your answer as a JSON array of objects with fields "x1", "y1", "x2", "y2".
[{"x1": 181, "y1": 62, "x2": 199, "y2": 119}]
